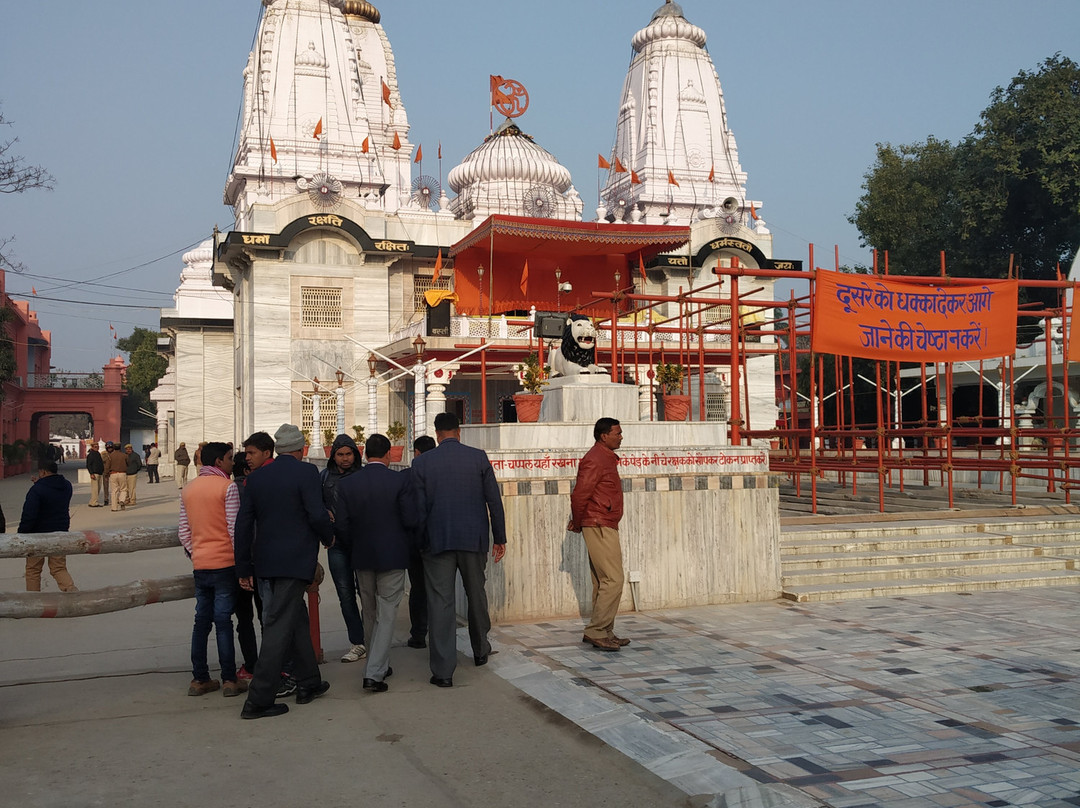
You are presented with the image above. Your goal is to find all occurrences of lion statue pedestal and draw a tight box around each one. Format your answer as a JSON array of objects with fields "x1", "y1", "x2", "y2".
[{"x1": 538, "y1": 374, "x2": 639, "y2": 423}]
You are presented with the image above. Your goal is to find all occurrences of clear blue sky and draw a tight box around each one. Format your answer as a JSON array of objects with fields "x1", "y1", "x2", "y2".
[{"x1": 2, "y1": 0, "x2": 1077, "y2": 370}]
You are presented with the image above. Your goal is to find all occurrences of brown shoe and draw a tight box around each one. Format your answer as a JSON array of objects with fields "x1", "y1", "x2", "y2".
[
  {"x1": 188, "y1": 678, "x2": 221, "y2": 696},
  {"x1": 582, "y1": 635, "x2": 621, "y2": 652},
  {"x1": 222, "y1": 680, "x2": 248, "y2": 697},
  {"x1": 613, "y1": 635, "x2": 631, "y2": 647}
]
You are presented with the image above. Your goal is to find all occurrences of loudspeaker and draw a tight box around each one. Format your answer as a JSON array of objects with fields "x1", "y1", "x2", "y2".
[
  {"x1": 535, "y1": 312, "x2": 565, "y2": 340},
  {"x1": 721, "y1": 197, "x2": 739, "y2": 214}
]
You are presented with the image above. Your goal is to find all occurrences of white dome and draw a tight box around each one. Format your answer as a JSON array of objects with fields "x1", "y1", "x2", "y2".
[
  {"x1": 448, "y1": 121, "x2": 582, "y2": 221},
  {"x1": 632, "y1": 5, "x2": 707, "y2": 52}
]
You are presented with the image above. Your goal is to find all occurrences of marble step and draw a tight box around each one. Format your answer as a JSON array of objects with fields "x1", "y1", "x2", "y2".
[
  {"x1": 782, "y1": 569, "x2": 1080, "y2": 602},
  {"x1": 782, "y1": 518, "x2": 1080, "y2": 543},
  {"x1": 783, "y1": 557, "x2": 1074, "y2": 586},
  {"x1": 781, "y1": 532, "x2": 1017, "y2": 555},
  {"x1": 784, "y1": 544, "x2": 1042, "y2": 569}
]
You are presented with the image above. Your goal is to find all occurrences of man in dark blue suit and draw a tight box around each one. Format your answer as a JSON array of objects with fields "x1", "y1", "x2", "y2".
[
  {"x1": 235, "y1": 423, "x2": 333, "y2": 719},
  {"x1": 411, "y1": 412, "x2": 506, "y2": 687},
  {"x1": 335, "y1": 433, "x2": 416, "y2": 693}
]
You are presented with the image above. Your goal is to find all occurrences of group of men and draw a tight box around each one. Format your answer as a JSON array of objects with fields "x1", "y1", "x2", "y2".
[
  {"x1": 84, "y1": 441, "x2": 143, "y2": 511},
  {"x1": 180, "y1": 412, "x2": 630, "y2": 719}
]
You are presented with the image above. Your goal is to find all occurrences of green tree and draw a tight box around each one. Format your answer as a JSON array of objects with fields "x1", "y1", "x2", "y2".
[
  {"x1": 850, "y1": 55, "x2": 1080, "y2": 281},
  {"x1": 116, "y1": 327, "x2": 167, "y2": 427}
]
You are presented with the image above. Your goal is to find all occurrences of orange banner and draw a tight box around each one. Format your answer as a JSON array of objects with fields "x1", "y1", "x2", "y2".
[
  {"x1": 812, "y1": 271, "x2": 1018, "y2": 361},
  {"x1": 1069, "y1": 287, "x2": 1080, "y2": 363}
]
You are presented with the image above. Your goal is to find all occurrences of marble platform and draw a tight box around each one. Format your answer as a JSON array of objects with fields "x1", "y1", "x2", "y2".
[
  {"x1": 538, "y1": 374, "x2": 639, "y2": 423},
  {"x1": 462, "y1": 422, "x2": 782, "y2": 623}
]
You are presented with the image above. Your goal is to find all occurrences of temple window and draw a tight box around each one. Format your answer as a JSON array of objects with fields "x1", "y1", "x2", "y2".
[{"x1": 301, "y1": 286, "x2": 342, "y2": 328}]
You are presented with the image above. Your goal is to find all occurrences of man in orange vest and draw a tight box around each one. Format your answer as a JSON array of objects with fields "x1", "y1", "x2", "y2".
[{"x1": 179, "y1": 441, "x2": 247, "y2": 698}]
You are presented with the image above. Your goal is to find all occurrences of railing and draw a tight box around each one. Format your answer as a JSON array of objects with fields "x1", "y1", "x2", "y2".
[{"x1": 26, "y1": 372, "x2": 105, "y2": 389}]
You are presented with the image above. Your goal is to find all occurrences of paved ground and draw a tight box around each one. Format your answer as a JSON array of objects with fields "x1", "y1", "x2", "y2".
[{"x1": 3, "y1": 465, "x2": 1080, "y2": 807}]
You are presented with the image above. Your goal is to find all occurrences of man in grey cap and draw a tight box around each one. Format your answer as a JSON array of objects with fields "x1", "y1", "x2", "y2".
[{"x1": 234, "y1": 424, "x2": 333, "y2": 719}]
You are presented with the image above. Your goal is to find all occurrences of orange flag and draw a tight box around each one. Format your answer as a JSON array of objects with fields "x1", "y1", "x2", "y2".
[
  {"x1": 381, "y1": 79, "x2": 392, "y2": 108},
  {"x1": 750, "y1": 202, "x2": 759, "y2": 221},
  {"x1": 361, "y1": 136, "x2": 369, "y2": 154},
  {"x1": 598, "y1": 154, "x2": 611, "y2": 170},
  {"x1": 31, "y1": 286, "x2": 37, "y2": 295},
  {"x1": 667, "y1": 170, "x2": 679, "y2": 187},
  {"x1": 519, "y1": 260, "x2": 529, "y2": 295},
  {"x1": 392, "y1": 131, "x2": 401, "y2": 150},
  {"x1": 432, "y1": 250, "x2": 443, "y2": 283},
  {"x1": 414, "y1": 144, "x2": 423, "y2": 164},
  {"x1": 270, "y1": 136, "x2": 278, "y2": 163},
  {"x1": 313, "y1": 118, "x2": 323, "y2": 140},
  {"x1": 638, "y1": 253, "x2": 647, "y2": 282},
  {"x1": 489, "y1": 75, "x2": 503, "y2": 105},
  {"x1": 614, "y1": 157, "x2": 627, "y2": 173},
  {"x1": 708, "y1": 165, "x2": 715, "y2": 182},
  {"x1": 438, "y1": 142, "x2": 442, "y2": 160},
  {"x1": 630, "y1": 170, "x2": 642, "y2": 185}
]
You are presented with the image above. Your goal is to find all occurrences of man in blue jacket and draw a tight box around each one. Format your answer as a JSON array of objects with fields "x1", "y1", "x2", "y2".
[
  {"x1": 234, "y1": 423, "x2": 333, "y2": 719},
  {"x1": 335, "y1": 433, "x2": 416, "y2": 693},
  {"x1": 21, "y1": 460, "x2": 78, "y2": 592},
  {"x1": 411, "y1": 412, "x2": 506, "y2": 687}
]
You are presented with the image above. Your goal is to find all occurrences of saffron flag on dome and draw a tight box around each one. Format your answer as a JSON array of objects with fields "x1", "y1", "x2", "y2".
[
  {"x1": 489, "y1": 75, "x2": 503, "y2": 104},
  {"x1": 519, "y1": 260, "x2": 529, "y2": 295},
  {"x1": 270, "y1": 136, "x2": 278, "y2": 163},
  {"x1": 812, "y1": 270, "x2": 1018, "y2": 362},
  {"x1": 31, "y1": 286, "x2": 36, "y2": 295},
  {"x1": 708, "y1": 165, "x2": 715, "y2": 182},
  {"x1": 431, "y1": 250, "x2": 442, "y2": 284},
  {"x1": 667, "y1": 170, "x2": 679, "y2": 187},
  {"x1": 630, "y1": 170, "x2": 642, "y2": 185},
  {"x1": 614, "y1": 157, "x2": 627, "y2": 173},
  {"x1": 381, "y1": 79, "x2": 392, "y2": 108},
  {"x1": 361, "y1": 136, "x2": 369, "y2": 154},
  {"x1": 750, "y1": 202, "x2": 759, "y2": 221},
  {"x1": 313, "y1": 118, "x2": 323, "y2": 140},
  {"x1": 438, "y1": 142, "x2": 442, "y2": 160},
  {"x1": 414, "y1": 144, "x2": 423, "y2": 164},
  {"x1": 392, "y1": 131, "x2": 401, "y2": 150},
  {"x1": 638, "y1": 252, "x2": 647, "y2": 282},
  {"x1": 598, "y1": 154, "x2": 611, "y2": 170}
]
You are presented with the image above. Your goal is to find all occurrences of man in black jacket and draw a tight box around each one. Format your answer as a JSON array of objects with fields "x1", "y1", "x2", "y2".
[
  {"x1": 234, "y1": 423, "x2": 333, "y2": 719},
  {"x1": 21, "y1": 460, "x2": 77, "y2": 592},
  {"x1": 86, "y1": 442, "x2": 105, "y2": 507}
]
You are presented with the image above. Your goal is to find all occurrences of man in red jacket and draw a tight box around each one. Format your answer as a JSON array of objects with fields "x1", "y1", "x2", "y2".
[{"x1": 569, "y1": 417, "x2": 628, "y2": 652}]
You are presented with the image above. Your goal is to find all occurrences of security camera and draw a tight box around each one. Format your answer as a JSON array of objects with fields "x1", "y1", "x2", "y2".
[{"x1": 558, "y1": 282, "x2": 573, "y2": 293}]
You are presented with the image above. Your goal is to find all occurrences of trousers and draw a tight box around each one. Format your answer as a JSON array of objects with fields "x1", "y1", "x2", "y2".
[
  {"x1": 25, "y1": 556, "x2": 77, "y2": 592},
  {"x1": 581, "y1": 526, "x2": 625, "y2": 640}
]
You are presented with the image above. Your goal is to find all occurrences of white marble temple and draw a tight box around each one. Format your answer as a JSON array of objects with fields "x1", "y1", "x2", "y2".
[{"x1": 538, "y1": 375, "x2": 640, "y2": 424}]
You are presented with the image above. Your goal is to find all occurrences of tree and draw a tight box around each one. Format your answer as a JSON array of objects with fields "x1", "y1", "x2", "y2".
[
  {"x1": 116, "y1": 327, "x2": 168, "y2": 427},
  {"x1": 850, "y1": 55, "x2": 1080, "y2": 281},
  {"x1": 0, "y1": 103, "x2": 55, "y2": 273}
]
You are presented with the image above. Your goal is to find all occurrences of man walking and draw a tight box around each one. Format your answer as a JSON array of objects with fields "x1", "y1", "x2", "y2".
[
  {"x1": 404, "y1": 435, "x2": 436, "y2": 649},
  {"x1": 335, "y1": 434, "x2": 416, "y2": 693},
  {"x1": 86, "y1": 442, "x2": 105, "y2": 507},
  {"x1": 175, "y1": 442, "x2": 191, "y2": 489},
  {"x1": 147, "y1": 443, "x2": 161, "y2": 484},
  {"x1": 124, "y1": 444, "x2": 142, "y2": 506},
  {"x1": 179, "y1": 442, "x2": 246, "y2": 698},
  {"x1": 21, "y1": 460, "x2": 78, "y2": 592},
  {"x1": 105, "y1": 441, "x2": 129, "y2": 511},
  {"x1": 321, "y1": 433, "x2": 366, "y2": 664},
  {"x1": 569, "y1": 417, "x2": 628, "y2": 652},
  {"x1": 234, "y1": 424, "x2": 332, "y2": 719},
  {"x1": 411, "y1": 412, "x2": 506, "y2": 687}
]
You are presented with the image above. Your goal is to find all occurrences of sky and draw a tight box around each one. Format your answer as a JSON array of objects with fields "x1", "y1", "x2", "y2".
[{"x1": 2, "y1": 0, "x2": 1077, "y2": 370}]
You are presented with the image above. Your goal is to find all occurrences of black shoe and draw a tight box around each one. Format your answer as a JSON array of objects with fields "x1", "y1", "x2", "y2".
[
  {"x1": 241, "y1": 701, "x2": 289, "y2": 720},
  {"x1": 407, "y1": 636, "x2": 426, "y2": 649},
  {"x1": 474, "y1": 649, "x2": 498, "y2": 667},
  {"x1": 276, "y1": 675, "x2": 297, "y2": 698},
  {"x1": 363, "y1": 678, "x2": 389, "y2": 692},
  {"x1": 429, "y1": 676, "x2": 453, "y2": 688},
  {"x1": 296, "y1": 680, "x2": 330, "y2": 705}
]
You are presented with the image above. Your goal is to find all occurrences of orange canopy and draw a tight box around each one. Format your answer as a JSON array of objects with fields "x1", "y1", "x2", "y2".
[{"x1": 448, "y1": 215, "x2": 691, "y2": 317}]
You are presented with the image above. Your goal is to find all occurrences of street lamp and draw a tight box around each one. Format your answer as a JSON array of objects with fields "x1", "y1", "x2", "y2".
[
  {"x1": 412, "y1": 335, "x2": 427, "y2": 364},
  {"x1": 555, "y1": 266, "x2": 562, "y2": 310},
  {"x1": 367, "y1": 352, "x2": 377, "y2": 377}
]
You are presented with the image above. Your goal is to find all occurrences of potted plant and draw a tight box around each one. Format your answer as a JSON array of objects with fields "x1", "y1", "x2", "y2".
[
  {"x1": 386, "y1": 420, "x2": 407, "y2": 463},
  {"x1": 301, "y1": 429, "x2": 311, "y2": 457},
  {"x1": 351, "y1": 424, "x2": 365, "y2": 442},
  {"x1": 513, "y1": 352, "x2": 549, "y2": 423},
  {"x1": 654, "y1": 361, "x2": 690, "y2": 421},
  {"x1": 322, "y1": 426, "x2": 336, "y2": 457}
]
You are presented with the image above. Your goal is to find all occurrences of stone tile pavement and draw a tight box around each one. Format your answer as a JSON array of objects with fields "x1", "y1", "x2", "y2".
[{"x1": 487, "y1": 587, "x2": 1080, "y2": 807}]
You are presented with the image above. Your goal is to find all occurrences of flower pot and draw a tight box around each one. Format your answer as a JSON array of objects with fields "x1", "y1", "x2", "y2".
[
  {"x1": 302, "y1": 445, "x2": 309, "y2": 458},
  {"x1": 323, "y1": 446, "x2": 332, "y2": 458},
  {"x1": 514, "y1": 393, "x2": 543, "y2": 423},
  {"x1": 388, "y1": 445, "x2": 404, "y2": 463},
  {"x1": 661, "y1": 394, "x2": 691, "y2": 422}
]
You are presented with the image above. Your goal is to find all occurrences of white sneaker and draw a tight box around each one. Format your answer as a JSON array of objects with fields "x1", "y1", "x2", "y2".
[{"x1": 341, "y1": 644, "x2": 367, "y2": 663}]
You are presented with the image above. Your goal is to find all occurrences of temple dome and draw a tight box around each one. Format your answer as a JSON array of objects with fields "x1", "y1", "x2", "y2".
[
  {"x1": 633, "y1": 3, "x2": 707, "y2": 51},
  {"x1": 448, "y1": 121, "x2": 582, "y2": 221}
]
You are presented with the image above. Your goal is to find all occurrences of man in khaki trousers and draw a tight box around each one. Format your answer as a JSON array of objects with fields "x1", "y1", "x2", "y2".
[{"x1": 569, "y1": 417, "x2": 628, "y2": 652}]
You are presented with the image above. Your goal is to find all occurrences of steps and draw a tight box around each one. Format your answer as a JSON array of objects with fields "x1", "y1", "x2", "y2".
[{"x1": 781, "y1": 514, "x2": 1080, "y2": 602}]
